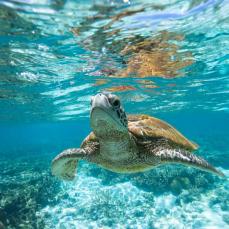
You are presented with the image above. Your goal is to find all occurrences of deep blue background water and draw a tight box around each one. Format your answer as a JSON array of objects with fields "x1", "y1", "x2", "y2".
[{"x1": 0, "y1": 0, "x2": 229, "y2": 228}]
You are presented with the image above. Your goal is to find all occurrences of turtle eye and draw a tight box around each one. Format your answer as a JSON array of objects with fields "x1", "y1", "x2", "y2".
[{"x1": 112, "y1": 99, "x2": 120, "y2": 108}]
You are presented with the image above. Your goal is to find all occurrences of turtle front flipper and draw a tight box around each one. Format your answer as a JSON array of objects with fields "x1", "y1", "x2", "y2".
[
  {"x1": 51, "y1": 148, "x2": 86, "y2": 181},
  {"x1": 155, "y1": 148, "x2": 225, "y2": 177}
]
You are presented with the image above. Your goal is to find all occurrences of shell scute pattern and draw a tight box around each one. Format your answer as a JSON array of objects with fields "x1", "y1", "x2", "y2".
[{"x1": 127, "y1": 114, "x2": 198, "y2": 151}]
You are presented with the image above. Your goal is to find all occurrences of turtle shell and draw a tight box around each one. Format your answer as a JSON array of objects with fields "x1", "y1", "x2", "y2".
[{"x1": 128, "y1": 114, "x2": 198, "y2": 151}]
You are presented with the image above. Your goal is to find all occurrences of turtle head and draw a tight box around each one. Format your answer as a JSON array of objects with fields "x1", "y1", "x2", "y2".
[{"x1": 90, "y1": 92, "x2": 128, "y2": 139}]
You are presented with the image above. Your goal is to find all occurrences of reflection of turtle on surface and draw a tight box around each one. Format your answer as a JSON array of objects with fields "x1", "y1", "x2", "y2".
[
  {"x1": 117, "y1": 32, "x2": 193, "y2": 78},
  {"x1": 98, "y1": 32, "x2": 193, "y2": 79},
  {"x1": 52, "y1": 93, "x2": 224, "y2": 180},
  {"x1": 71, "y1": 3, "x2": 194, "y2": 80}
]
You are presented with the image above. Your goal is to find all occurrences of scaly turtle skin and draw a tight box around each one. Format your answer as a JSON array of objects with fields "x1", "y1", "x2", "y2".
[{"x1": 51, "y1": 93, "x2": 224, "y2": 180}]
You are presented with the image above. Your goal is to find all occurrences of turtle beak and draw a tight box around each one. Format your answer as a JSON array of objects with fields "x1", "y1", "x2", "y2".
[{"x1": 90, "y1": 93, "x2": 111, "y2": 113}]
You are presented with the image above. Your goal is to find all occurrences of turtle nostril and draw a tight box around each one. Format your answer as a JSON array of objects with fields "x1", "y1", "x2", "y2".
[{"x1": 90, "y1": 96, "x2": 94, "y2": 106}]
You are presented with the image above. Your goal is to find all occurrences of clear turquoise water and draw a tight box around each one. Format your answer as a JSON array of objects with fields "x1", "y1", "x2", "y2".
[{"x1": 0, "y1": 0, "x2": 228, "y2": 228}]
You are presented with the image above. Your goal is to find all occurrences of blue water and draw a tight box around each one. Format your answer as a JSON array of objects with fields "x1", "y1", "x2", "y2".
[{"x1": 0, "y1": 0, "x2": 229, "y2": 228}]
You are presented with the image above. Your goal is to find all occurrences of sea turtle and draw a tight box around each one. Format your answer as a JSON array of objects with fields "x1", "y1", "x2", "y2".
[{"x1": 51, "y1": 92, "x2": 224, "y2": 180}]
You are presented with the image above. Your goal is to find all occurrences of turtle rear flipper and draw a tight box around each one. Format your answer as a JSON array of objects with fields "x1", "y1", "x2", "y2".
[{"x1": 51, "y1": 148, "x2": 86, "y2": 181}]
